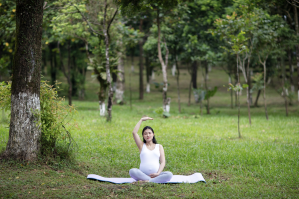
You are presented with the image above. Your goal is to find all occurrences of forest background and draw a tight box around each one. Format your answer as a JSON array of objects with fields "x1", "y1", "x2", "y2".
[{"x1": 0, "y1": 0, "x2": 299, "y2": 198}]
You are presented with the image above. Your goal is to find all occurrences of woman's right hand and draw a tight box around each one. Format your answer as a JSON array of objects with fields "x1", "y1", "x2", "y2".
[{"x1": 141, "y1": 117, "x2": 153, "y2": 121}]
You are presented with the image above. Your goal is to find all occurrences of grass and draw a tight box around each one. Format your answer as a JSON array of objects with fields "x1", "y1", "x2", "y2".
[
  {"x1": 0, "y1": 59, "x2": 299, "y2": 198},
  {"x1": 0, "y1": 100, "x2": 299, "y2": 198}
]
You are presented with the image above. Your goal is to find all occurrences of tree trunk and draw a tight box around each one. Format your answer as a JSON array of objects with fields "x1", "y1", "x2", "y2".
[
  {"x1": 262, "y1": 60, "x2": 269, "y2": 120},
  {"x1": 145, "y1": 56, "x2": 151, "y2": 93},
  {"x1": 175, "y1": 54, "x2": 181, "y2": 113},
  {"x1": 103, "y1": 0, "x2": 113, "y2": 122},
  {"x1": 236, "y1": 54, "x2": 241, "y2": 138},
  {"x1": 131, "y1": 51, "x2": 134, "y2": 73},
  {"x1": 49, "y1": 43, "x2": 57, "y2": 87},
  {"x1": 192, "y1": 61, "x2": 198, "y2": 89},
  {"x1": 294, "y1": 6, "x2": 299, "y2": 102},
  {"x1": 254, "y1": 90, "x2": 261, "y2": 107},
  {"x1": 116, "y1": 41, "x2": 125, "y2": 104},
  {"x1": 204, "y1": 62, "x2": 210, "y2": 114},
  {"x1": 157, "y1": 9, "x2": 169, "y2": 112},
  {"x1": 229, "y1": 75, "x2": 233, "y2": 108},
  {"x1": 139, "y1": 19, "x2": 144, "y2": 100},
  {"x1": 67, "y1": 41, "x2": 72, "y2": 105},
  {"x1": 188, "y1": 78, "x2": 192, "y2": 106},
  {"x1": 281, "y1": 56, "x2": 288, "y2": 116},
  {"x1": 5, "y1": 0, "x2": 44, "y2": 161},
  {"x1": 288, "y1": 49, "x2": 294, "y2": 93},
  {"x1": 246, "y1": 54, "x2": 252, "y2": 125},
  {"x1": 71, "y1": 55, "x2": 77, "y2": 97}
]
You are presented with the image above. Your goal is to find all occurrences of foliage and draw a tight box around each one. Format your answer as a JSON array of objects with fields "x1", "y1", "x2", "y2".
[
  {"x1": 0, "y1": 81, "x2": 77, "y2": 159},
  {"x1": 228, "y1": 83, "x2": 248, "y2": 92},
  {"x1": 251, "y1": 72, "x2": 264, "y2": 93},
  {"x1": 154, "y1": 107, "x2": 170, "y2": 118}
]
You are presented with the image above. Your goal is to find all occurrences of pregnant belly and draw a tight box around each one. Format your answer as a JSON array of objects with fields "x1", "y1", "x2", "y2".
[{"x1": 140, "y1": 163, "x2": 160, "y2": 175}]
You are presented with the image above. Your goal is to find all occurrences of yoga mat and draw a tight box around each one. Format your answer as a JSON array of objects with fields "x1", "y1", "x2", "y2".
[{"x1": 87, "y1": 173, "x2": 206, "y2": 184}]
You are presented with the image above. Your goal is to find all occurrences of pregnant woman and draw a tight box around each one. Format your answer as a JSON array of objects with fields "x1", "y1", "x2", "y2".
[{"x1": 129, "y1": 117, "x2": 173, "y2": 183}]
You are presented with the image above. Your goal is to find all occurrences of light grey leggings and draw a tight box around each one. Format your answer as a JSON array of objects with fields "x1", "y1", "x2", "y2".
[{"x1": 129, "y1": 168, "x2": 173, "y2": 183}]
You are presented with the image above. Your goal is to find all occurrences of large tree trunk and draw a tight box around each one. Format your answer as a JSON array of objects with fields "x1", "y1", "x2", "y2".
[
  {"x1": 5, "y1": 0, "x2": 44, "y2": 161},
  {"x1": 139, "y1": 19, "x2": 144, "y2": 100},
  {"x1": 103, "y1": 0, "x2": 113, "y2": 121},
  {"x1": 295, "y1": 6, "x2": 299, "y2": 102}
]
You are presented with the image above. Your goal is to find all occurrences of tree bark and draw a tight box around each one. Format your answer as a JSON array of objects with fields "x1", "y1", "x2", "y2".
[
  {"x1": 139, "y1": 19, "x2": 144, "y2": 100},
  {"x1": 5, "y1": 0, "x2": 44, "y2": 161}
]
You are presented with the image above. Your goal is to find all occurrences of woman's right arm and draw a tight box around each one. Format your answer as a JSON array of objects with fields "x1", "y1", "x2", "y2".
[{"x1": 132, "y1": 117, "x2": 153, "y2": 152}]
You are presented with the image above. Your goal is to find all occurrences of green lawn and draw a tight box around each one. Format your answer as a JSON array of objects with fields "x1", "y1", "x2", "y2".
[
  {"x1": 1, "y1": 59, "x2": 299, "y2": 198},
  {"x1": 0, "y1": 99, "x2": 298, "y2": 198}
]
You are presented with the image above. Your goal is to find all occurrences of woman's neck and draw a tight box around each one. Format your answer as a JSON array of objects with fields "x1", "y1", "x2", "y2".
[{"x1": 145, "y1": 141, "x2": 154, "y2": 146}]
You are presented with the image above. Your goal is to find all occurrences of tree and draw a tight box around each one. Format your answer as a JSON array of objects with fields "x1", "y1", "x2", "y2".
[
  {"x1": 5, "y1": 0, "x2": 44, "y2": 160},
  {"x1": 117, "y1": 0, "x2": 179, "y2": 112},
  {"x1": 285, "y1": 0, "x2": 299, "y2": 102}
]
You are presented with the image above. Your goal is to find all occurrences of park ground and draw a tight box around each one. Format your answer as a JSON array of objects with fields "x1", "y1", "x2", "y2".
[{"x1": 0, "y1": 60, "x2": 299, "y2": 198}]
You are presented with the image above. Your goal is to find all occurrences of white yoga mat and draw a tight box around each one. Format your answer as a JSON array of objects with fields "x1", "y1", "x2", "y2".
[{"x1": 87, "y1": 173, "x2": 206, "y2": 184}]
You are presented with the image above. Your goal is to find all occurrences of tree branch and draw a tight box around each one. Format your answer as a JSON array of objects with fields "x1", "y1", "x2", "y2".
[
  {"x1": 107, "y1": 8, "x2": 118, "y2": 33},
  {"x1": 72, "y1": 3, "x2": 102, "y2": 36}
]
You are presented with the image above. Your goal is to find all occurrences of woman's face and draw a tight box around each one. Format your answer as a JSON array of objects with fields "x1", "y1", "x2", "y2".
[{"x1": 143, "y1": 129, "x2": 154, "y2": 142}]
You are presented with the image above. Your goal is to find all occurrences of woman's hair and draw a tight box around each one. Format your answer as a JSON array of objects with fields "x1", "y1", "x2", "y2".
[{"x1": 142, "y1": 126, "x2": 157, "y2": 144}]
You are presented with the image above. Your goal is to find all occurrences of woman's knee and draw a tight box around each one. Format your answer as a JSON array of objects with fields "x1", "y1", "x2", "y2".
[
  {"x1": 129, "y1": 168, "x2": 139, "y2": 176},
  {"x1": 164, "y1": 171, "x2": 173, "y2": 179}
]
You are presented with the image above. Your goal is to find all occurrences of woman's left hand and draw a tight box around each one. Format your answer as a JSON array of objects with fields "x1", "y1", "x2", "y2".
[{"x1": 149, "y1": 173, "x2": 160, "y2": 178}]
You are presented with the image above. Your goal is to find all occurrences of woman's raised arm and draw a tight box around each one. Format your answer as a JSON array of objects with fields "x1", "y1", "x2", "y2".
[{"x1": 132, "y1": 117, "x2": 153, "y2": 152}]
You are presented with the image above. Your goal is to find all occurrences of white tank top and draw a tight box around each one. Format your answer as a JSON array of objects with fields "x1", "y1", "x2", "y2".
[{"x1": 139, "y1": 143, "x2": 160, "y2": 175}]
